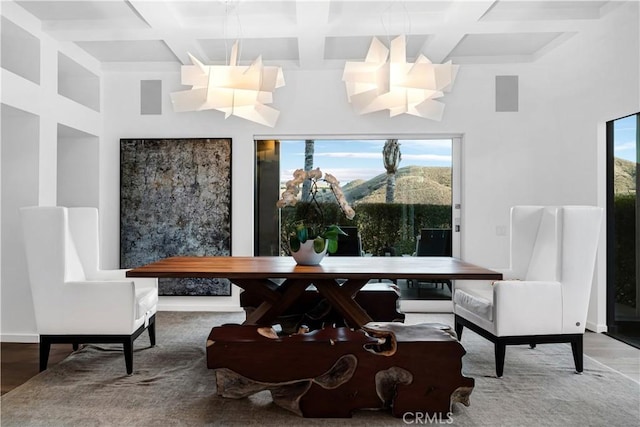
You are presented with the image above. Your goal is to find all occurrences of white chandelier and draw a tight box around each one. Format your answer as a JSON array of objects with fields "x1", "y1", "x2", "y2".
[
  {"x1": 342, "y1": 35, "x2": 458, "y2": 121},
  {"x1": 170, "y1": 41, "x2": 285, "y2": 127}
]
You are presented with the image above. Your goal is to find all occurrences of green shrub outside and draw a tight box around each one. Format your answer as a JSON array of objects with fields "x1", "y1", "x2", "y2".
[
  {"x1": 280, "y1": 202, "x2": 451, "y2": 256},
  {"x1": 280, "y1": 196, "x2": 636, "y2": 308}
]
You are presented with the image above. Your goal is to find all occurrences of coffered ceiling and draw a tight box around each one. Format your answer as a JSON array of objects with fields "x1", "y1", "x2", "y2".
[{"x1": 14, "y1": 0, "x2": 621, "y2": 71}]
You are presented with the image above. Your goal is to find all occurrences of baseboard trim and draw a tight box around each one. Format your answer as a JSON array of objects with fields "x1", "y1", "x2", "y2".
[
  {"x1": 158, "y1": 302, "x2": 243, "y2": 312},
  {"x1": 586, "y1": 320, "x2": 608, "y2": 333},
  {"x1": 157, "y1": 294, "x2": 242, "y2": 312},
  {"x1": 1, "y1": 333, "x2": 39, "y2": 343},
  {"x1": 4, "y1": 298, "x2": 450, "y2": 341},
  {"x1": 400, "y1": 299, "x2": 452, "y2": 313}
]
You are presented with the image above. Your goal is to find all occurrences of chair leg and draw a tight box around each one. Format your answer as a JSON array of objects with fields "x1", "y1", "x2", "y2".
[
  {"x1": 454, "y1": 318, "x2": 464, "y2": 340},
  {"x1": 123, "y1": 338, "x2": 134, "y2": 375},
  {"x1": 72, "y1": 343, "x2": 80, "y2": 351},
  {"x1": 445, "y1": 281, "x2": 452, "y2": 294},
  {"x1": 495, "y1": 341, "x2": 506, "y2": 378},
  {"x1": 148, "y1": 318, "x2": 156, "y2": 347},
  {"x1": 39, "y1": 337, "x2": 51, "y2": 372},
  {"x1": 571, "y1": 335, "x2": 583, "y2": 373}
]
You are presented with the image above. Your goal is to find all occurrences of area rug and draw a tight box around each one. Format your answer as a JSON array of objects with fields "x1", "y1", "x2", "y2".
[{"x1": 1, "y1": 311, "x2": 638, "y2": 426}]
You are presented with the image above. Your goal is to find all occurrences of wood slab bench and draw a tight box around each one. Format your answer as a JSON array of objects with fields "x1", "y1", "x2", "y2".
[{"x1": 206, "y1": 322, "x2": 473, "y2": 418}]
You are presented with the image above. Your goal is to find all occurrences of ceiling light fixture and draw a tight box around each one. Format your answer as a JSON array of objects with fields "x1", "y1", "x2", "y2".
[
  {"x1": 170, "y1": 41, "x2": 285, "y2": 127},
  {"x1": 342, "y1": 35, "x2": 458, "y2": 121}
]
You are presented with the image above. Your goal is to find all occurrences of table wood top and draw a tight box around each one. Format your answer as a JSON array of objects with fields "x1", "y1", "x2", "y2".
[{"x1": 125, "y1": 256, "x2": 502, "y2": 281}]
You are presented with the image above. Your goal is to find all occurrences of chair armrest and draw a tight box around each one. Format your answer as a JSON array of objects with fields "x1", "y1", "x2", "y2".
[
  {"x1": 493, "y1": 280, "x2": 563, "y2": 336},
  {"x1": 452, "y1": 268, "x2": 516, "y2": 294},
  {"x1": 62, "y1": 280, "x2": 138, "y2": 333},
  {"x1": 89, "y1": 269, "x2": 128, "y2": 280},
  {"x1": 131, "y1": 277, "x2": 158, "y2": 289},
  {"x1": 455, "y1": 268, "x2": 517, "y2": 282},
  {"x1": 492, "y1": 268, "x2": 518, "y2": 280},
  {"x1": 89, "y1": 269, "x2": 158, "y2": 289}
]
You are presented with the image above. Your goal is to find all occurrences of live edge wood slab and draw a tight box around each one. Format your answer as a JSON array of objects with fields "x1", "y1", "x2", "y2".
[
  {"x1": 126, "y1": 256, "x2": 501, "y2": 329},
  {"x1": 206, "y1": 322, "x2": 474, "y2": 418}
]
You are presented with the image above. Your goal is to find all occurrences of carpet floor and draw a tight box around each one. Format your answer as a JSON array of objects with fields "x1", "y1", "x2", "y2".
[{"x1": 1, "y1": 311, "x2": 639, "y2": 426}]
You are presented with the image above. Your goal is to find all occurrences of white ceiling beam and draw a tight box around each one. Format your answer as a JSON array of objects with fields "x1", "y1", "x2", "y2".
[
  {"x1": 45, "y1": 17, "x2": 594, "y2": 43},
  {"x1": 23, "y1": 0, "x2": 619, "y2": 70},
  {"x1": 423, "y1": 0, "x2": 497, "y2": 63},
  {"x1": 127, "y1": 0, "x2": 207, "y2": 64},
  {"x1": 44, "y1": 19, "x2": 305, "y2": 41},
  {"x1": 295, "y1": 0, "x2": 331, "y2": 69}
]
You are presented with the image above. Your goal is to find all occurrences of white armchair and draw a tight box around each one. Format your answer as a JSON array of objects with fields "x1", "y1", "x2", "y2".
[
  {"x1": 453, "y1": 206, "x2": 602, "y2": 377},
  {"x1": 20, "y1": 206, "x2": 158, "y2": 375}
]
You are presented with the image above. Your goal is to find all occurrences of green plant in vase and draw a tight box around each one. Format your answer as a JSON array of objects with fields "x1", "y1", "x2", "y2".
[{"x1": 276, "y1": 168, "x2": 355, "y2": 255}]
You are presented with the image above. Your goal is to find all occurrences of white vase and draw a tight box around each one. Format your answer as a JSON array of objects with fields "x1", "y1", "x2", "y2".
[{"x1": 291, "y1": 239, "x2": 327, "y2": 266}]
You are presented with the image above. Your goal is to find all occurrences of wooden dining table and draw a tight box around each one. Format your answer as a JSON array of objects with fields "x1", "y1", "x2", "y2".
[
  {"x1": 126, "y1": 255, "x2": 503, "y2": 418},
  {"x1": 126, "y1": 255, "x2": 502, "y2": 329}
]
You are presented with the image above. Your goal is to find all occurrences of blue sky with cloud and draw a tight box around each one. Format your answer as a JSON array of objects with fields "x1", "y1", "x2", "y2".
[
  {"x1": 280, "y1": 139, "x2": 452, "y2": 184},
  {"x1": 614, "y1": 115, "x2": 638, "y2": 163},
  {"x1": 279, "y1": 118, "x2": 637, "y2": 185}
]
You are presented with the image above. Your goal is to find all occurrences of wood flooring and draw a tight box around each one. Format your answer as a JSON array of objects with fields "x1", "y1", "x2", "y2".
[{"x1": 1, "y1": 343, "x2": 73, "y2": 395}]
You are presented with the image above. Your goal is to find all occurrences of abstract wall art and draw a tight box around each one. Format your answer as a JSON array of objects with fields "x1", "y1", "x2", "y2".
[{"x1": 120, "y1": 138, "x2": 232, "y2": 296}]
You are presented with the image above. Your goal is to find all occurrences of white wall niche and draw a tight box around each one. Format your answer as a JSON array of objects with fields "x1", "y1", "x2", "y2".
[
  {"x1": 56, "y1": 124, "x2": 99, "y2": 208},
  {"x1": 58, "y1": 53, "x2": 100, "y2": 112},
  {"x1": 0, "y1": 16, "x2": 40, "y2": 84}
]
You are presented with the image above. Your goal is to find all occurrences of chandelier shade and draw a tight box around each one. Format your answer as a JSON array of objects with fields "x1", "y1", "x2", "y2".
[
  {"x1": 170, "y1": 41, "x2": 285, "y2": 127},
  {"x1": 343, "y1": 35, "x2": 458, "y2": 121}
]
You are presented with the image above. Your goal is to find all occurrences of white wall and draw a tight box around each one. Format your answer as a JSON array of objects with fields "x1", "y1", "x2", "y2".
[
  {"x1": 529, "y1": 3, "x2": 639, "y2": 331},
  {"x1": 0, "y1": 0, "x2": 102, "y2": 341},
  {"x1": 1, "y1": 1, "x2": 638, "y2": 340},
  {"x1": 1, "y1": 104, "x2": 40, "y2": 339}
]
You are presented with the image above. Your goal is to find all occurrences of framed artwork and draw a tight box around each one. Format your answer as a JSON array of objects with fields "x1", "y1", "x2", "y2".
[{"x1": 120, "y1": 138, "x2": 232, "y2": 296}]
